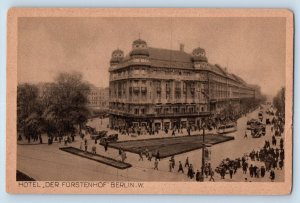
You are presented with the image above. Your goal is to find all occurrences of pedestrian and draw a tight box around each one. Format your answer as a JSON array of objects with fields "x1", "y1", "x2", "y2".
[
  {"x1": 171, "y1": 156, "x2": 175, "y2": 169},
  {"x1": 80, "y1": 141, "x2": 83, "y2": 150},
  {"x1": 63, "y1": 136, "x2": 66, "y2": 146},
  {"x1": 169, "y1": 159, "x2": 173, "y2": 172},
  {"x1": 220, "y1": 168, "x2": 226, "y2": 179},
  {"x1": 209, "y1": 171, "x2": 215, "y2": 182},
  {"x1": 121, "y1": 151, "x2": 127, "y2": 162},
  {"x1": 84, "y1": 142, "x2": 88, "y2": 152},
  {"x1": 280, "y1": 138, "x2": 284, "y2": 149},
  {"x1": 196, "y1": 170, "x2": 201, "y2": 182},
  {"x1": 139, "y1": 150, "x2": 144, "y2": 161},
  {"x1": 156, "y1": 150, "x2": 160, "y2": 161},
  {"x1": 244, "y1": 131, "x2": 248, "y2": 138},
  {"x1": 154, "y1": 159, "x2": 159, "y2": 170},
  {"x1": 279, "y1": 159, "x2": 284, "y2": 169},
  {"x1": 48, "y1": 137, "x2": 52, "y2": 145},
  {"x1": 242, "y1": 162, "x2": 248, "y2": 174},
  {"x1": 185, "y1": 157, "x2": 189, "y2": 168},
  {"x1": 39, "y1": 134, "x2": 43, "y2": 144},
  {"x1": 253, "y1": 165, "x2": 258, "y2": 178},
  {"x1": 249, "y1": 164, "x2": 254, "y2": 177},
  {"x1": 229, "y1": 168, "x2": 233, "y2": 179},
  {"x1": 188, "y1": 164, "x2": 195, "y2": 179},
  {"x1": 178, "y1": 161, "x2": 184, "y2": 173},
  {"x1": 104, "y1": 141, "x2": 108, "y2": 152},
  {"x1": 270, "y1": 169, "x2": 275, "y2": 182},
  {"x1": 148, "y1": 151, "x2": 153, "y2": 161},
  {"x1": 92, "y1": 145, "x2": 96, "y2": 154},
  {"x1": 260, "y1": 166, "x2": 266, "y2": 178},
  {"x1": 272, "y1": 135, "x2": 277, "y2": 146}
]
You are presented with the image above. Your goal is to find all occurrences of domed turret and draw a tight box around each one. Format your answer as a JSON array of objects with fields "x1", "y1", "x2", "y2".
[
  {"x1": 110, "y1": 49, "x2": 124, "y2": 65},
  {"x1": 130, "y1": 38, "x2": 149, "y2": 57},
  {"x1": 192, "y1": 47, "x2": 208, "y2": 62}
]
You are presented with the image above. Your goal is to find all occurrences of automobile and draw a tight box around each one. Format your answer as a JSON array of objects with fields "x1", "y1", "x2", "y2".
[
  {"x1": 247, "y1": 119, "x2": 260, "y2": 130},
  {"x1": 90, "y1": 130, "x2": 108, "y2": 140},
  {"x1": 85, "y1": 126, "x2": 96, "y2": 134},
  {"x1": 100, "y1": 133, "x2": 119, "y2": 144},
  {"x1": 251, "y1": 125, "x2": 266, "y2": 138},
  {"x1": 258, "y1": 111, "x2": 263, "y2": 120}
]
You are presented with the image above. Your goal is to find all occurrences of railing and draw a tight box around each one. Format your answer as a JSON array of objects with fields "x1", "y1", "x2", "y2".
[
  {"x1": 110, "y1": 73, "x2": 208, "y2": 82},
  {"x1": 108, "y1": 109, "x2": 210, "y2": 118}
]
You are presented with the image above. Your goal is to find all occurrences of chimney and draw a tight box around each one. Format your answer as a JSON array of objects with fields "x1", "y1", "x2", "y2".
[{"x1": 180, "y1": 43, "x2": 184, "y2": 52}]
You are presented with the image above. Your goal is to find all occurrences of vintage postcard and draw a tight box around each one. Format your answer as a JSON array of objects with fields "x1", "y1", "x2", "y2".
[{"x1": 6, "y1": 8, "x2": 293, "y2": 194}]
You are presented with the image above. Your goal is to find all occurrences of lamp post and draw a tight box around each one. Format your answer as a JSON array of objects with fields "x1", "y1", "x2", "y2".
[{"x1": 200, "y1": 90, "x2": 210, "y2": 179}]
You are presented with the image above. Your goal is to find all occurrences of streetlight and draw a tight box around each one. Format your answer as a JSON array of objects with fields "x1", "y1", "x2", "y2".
[{"x1": 199, "y1": 89, "x2": 210, "y2": 180}]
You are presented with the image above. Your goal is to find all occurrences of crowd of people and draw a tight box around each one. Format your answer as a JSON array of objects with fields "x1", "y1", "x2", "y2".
[
  {"x1": 215, "y1": 137, "x2": 284, "y2": 182},
  {"x1": 214, "y1": 107, "x2": 285, "y2": 182}
]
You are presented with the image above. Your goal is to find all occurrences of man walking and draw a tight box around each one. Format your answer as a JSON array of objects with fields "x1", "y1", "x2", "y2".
[
  {"x1": 178, "y1": 161, "x2": 184, "y2": 173},
  {"x1": 244, "y1": 131, "x2": 248, "y2": 138},
  {"x1": 229, "y1": 168, "x2": 233, "y2": 179},
  {"x1": 139, "y1": 150, "x2": 144, "y2": 161},
  {"x1": 154, "y1": 159, "x2": 159, "y2": 170},
  {"x1": 185, "y1": 157, "x2": 189, "y2": 168},
  {"x1": 209, "y1": 171, "x2": 215, "y2": 182}
]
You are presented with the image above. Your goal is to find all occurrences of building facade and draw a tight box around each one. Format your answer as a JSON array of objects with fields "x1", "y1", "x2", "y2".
[
  {"x1": 87, "y1": 86, "x2": 109, "y2": 111},
  {"x1": 108, "y1": 39, "x2": 256, "y2": 131}
]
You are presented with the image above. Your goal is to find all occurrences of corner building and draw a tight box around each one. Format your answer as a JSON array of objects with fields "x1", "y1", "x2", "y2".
[{"x1": 108, "y1": 39, "x2": 255, "y2": 131}]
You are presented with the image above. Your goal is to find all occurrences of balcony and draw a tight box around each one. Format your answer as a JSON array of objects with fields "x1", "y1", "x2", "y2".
[
  {"x1": 108, "y1": 108, "x2": 210, "y2": 118},
  {"x1": 133, "y1": 87, "x2": 140, "y2": 93},
  {"x1": 156, "y1": 87, "x2": 162, "y2": 93},
  {"x1": 141, "y1": 87, "x2": 147, "y2": 93},
  {"x1": 175, "y1": 87, "x2": 181, "y2": 93}
]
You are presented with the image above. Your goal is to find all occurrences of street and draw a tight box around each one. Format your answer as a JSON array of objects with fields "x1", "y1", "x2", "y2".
[{"x1": 17, "y1": 106, "x2": 284, "y2": 182}]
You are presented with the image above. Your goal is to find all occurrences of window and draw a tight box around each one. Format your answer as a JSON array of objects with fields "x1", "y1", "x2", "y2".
[
  {"x1": 173, "y1": 107, "x2": 178, "y2": 113},
  {"x1": 155, "y1": 108, "x2": 161, "y2": 114},
  {"x1": 157, "y1": 92, "x2": 161, "y2": 99},
  {"x1": 166, "y1": 81, "x2": 171, "y2": 93},
  {"x1": 141, "y1": 108, "x2": 145, "y2": 114},
  {"x1": 183, "y1": 82, "x2": 187, "y2": 93},
  {"x1": 134, "y1": 108, "x2": 139, "y2": 115},
  {"x1": 189, "y1": 107, "x2": 194, "y2": 113}
]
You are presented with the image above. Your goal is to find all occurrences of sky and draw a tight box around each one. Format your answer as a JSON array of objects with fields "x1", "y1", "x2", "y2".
[{"x1": 18, "y1": 17, "x2": 286, "y2": 97}]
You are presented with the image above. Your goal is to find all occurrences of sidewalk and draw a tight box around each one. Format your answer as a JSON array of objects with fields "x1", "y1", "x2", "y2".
[{"x1": 87, "y1": 117, "x2": 218, "y2": 142}]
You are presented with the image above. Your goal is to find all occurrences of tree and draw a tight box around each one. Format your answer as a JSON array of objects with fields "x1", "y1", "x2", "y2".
[
  {"x1": 273, "y1": 87, "x2": 285, "y2": 115},
  {"x1": 17, "y1": 83, "x2": 41, "y2": 140},
  {"x1": 17, "y1": 72, "x2": 91, "y2": 142},
  {"x1": 42, "y1": 72, "x2": 91, "y2": 137}
]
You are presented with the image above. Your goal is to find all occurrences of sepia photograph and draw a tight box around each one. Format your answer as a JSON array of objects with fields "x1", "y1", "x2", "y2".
[{"x1": 6, "y1": 8, "x2": 293, "y2": 194}]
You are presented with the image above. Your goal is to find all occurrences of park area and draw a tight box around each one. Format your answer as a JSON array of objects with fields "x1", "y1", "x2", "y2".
[{"x1": 107, "y1": 134, "x2": 234, "y2": 159}]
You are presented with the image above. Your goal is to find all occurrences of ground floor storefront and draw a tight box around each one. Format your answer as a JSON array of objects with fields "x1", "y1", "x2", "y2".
[{"x1": 109, "y1": 115, "x2": 208, "y2": 132}]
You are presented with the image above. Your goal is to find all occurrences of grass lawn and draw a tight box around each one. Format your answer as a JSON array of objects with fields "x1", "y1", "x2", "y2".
[{"x1": 108, "y1": 134, "x2": 234, "y2": 159}]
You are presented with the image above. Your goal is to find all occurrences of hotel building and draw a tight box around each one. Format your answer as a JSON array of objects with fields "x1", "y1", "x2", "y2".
[{"x1": 108, "y1": 39, "x2": 256, "y2": 130}]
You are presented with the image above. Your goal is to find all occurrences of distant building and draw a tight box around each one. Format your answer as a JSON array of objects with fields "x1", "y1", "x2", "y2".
[
  {"x1": 87, "y1": 86, "x2": 109, "y2": 111},
  {"x1": 108, "y1": 39, "x2": 256, "y2": 130}
]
